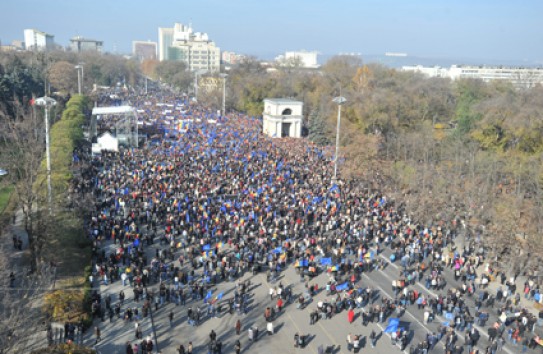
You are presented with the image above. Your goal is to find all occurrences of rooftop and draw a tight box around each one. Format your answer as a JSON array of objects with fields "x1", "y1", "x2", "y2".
[
  {"x1": 70, "y1": 36, "x2": 103, "y2": 43},
  {"x1": 92, "y1": 106, "x2": 134, "y2": 115},
  {"x1": 264, "y1": 98, "x2": 303, "y2": 105},
  {"x1": 25, "y1": 28, "x2": 53, "y2": 36}
]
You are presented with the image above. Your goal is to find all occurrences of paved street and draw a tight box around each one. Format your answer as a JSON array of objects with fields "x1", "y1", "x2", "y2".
[
  {"x1": 83, "y1": 232, "x2": 543, "y2": 354},
  {"x1": 84, "y1": 238, "x2": 410, "y2": 354}
]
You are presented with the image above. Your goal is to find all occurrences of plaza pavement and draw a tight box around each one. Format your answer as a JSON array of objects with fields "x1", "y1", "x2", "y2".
[
  {"x1": 82, "y1": 232, "x2": 543, "y2": 354},
  {"x1": 84, "y1": 239, "x2": 413, "y2": 354}
]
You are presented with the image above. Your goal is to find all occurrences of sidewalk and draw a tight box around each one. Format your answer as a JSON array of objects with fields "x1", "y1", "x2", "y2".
[{"x1": 0, "y1": 208, "x2": 50, "y2": 352}]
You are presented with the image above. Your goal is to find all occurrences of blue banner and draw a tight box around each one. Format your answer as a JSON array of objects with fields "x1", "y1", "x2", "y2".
[
  {"x1": 320, "y1": 258, "x2": 332, "y2": 266},
  {"x1": 384, "y1": 318, "x2": 400, "y2": 333}
]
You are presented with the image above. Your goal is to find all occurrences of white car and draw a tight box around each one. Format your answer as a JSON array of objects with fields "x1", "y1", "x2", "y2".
[{"x1": 0, "y1": 169, "x2": 7, "y2": 176}]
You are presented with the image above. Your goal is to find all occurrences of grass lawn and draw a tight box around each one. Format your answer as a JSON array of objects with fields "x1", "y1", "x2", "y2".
[{"x1": 0, "y1": 185, "x2": 14, "y2": 214}]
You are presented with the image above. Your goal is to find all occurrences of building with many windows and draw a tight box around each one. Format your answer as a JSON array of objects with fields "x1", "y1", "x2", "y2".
[
  {"x1": 70, "y1": 36, "x2": 103, "y2": 53},
  {"x1": 222, "y1": 51, "x2": 247, "y2": 65},
  {"x1": 158, "y1": 23, "x2": 220, "y2": 72},
  {"x1": 23, "y1": 29, "x2": 54, "y2": 51},
  {"x1": 402, "y1": 65, "x2": 543, "y2": 89},
  {"x1": 133, "y1": 41, "x2": 157, "y2": 61},
  {"x1": 1, "y1": 40, "x2": 24, "y2": 52}
]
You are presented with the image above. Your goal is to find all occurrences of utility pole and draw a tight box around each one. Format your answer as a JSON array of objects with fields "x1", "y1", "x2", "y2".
[
  {"x1": 219, "y1": 73, "x2": 228, "y2": 117},
  {"x1": 75, "y1": 64, "x2": 84, "y2": 95},
  {"x1": 332, "y1": 96, "x2": 347, "y2": 181},
  {"x1": 144, "y1": 285, "x2": 160, "y2": 353},
  {"x1": 34, "y1": 96, "x2": 57, "y2": 213}
]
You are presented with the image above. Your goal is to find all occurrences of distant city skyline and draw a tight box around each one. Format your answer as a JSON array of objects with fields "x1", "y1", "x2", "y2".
[{"x1": 2, "y1": 0, "x2": 542, "y2": 65}]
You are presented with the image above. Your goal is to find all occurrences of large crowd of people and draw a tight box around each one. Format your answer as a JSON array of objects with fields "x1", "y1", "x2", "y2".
[{"x1": 77, "y1": 89, "x2": 543, "y2": 354}]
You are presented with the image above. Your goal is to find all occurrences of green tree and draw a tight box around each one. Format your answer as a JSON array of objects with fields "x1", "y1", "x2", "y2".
[
  {"x1": 308, "y1": 109, "x2": 330, "y2": 145},
  {"x1": 453, "y1": 79, "x2": 486, "y2": 135},
  {"x1": 155, "y1": 60, "x2": 191, "y2": 91}
]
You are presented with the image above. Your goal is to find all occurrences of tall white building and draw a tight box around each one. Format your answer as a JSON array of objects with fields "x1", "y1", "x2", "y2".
[
  {"x1": 158, "y1": 27, "x2": 174, "y2": 61},
  {"x1": 275, "y1": 50, "x2": 319, "y2": 68},
  {"x1": 158, "y1": 23, "x2": 220, "y2": 72},
  {"x1": 402, "y1": 65, "x2": 543, "y2": 89},
  {"x1": 23, "y1": 29, "x2": 54, "y2": 51}
]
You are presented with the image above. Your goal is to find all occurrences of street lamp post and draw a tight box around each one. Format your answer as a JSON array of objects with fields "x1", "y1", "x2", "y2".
[
  {"x1": 80, "y1": 64, "x2": 84, "y2": 90},
  {"x1": 193, "y1": 70, "x2": 206, "y2": 102},
  {"x1": 332, "y1": 96, "x2": 347, "y2": 181},
  {"x1": 34, "y1": 96, "x2": 57, "y2": 213},
  {"x1": 142, "y1": 284, "x2": 160, "y2": 353},
  {"x1": 74, "y1": 65, "x2": 83, "y2": 95},
  {"x1": 219, "y1": 73, "x2": 228, "y2": 117},
  {"x1": 194, "y1": 73, "x2": 198, "y2": 101}
]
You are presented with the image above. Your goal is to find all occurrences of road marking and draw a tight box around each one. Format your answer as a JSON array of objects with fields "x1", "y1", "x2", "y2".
[
  {"x1": 375, "y1": 254, "x2": 517, "y2": 354},
  {"x1": 260, "y1": 274, "x2": 319, "y2": 353},
  {"x1": 375, "y1": 323, "x2": 408, "y2": 354},
  {"x1": 285, "y1": 311, "x2": 319, "y2": 354},
  {"x1": 361, "y1": 273, "x2": 432, "y2": 333},
  {"x1": 316, "y1": 316, "x2": 340, "y2": 347}
]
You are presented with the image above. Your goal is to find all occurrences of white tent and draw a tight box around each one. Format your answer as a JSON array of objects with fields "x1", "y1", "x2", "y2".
[
  {"x1": 92, "y1": 106, "x2": 134, "y2": 115},
  {"x1": 92, "y1": 132, "x2": 119, "y2": 155}
]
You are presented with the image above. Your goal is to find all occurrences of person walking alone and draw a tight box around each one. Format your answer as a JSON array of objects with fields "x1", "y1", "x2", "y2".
[
  {"x1": 94, "y1": 326, "x2": 101, "y2": 344},
  {"x1": 370, "y1": 329, "x2": 377, "y2": 348}
]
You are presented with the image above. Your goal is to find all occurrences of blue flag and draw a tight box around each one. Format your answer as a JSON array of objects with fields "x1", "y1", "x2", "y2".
[
  {"x1": 320, "y1": 258, "x2": 332, "y2": 266},
  {"x1": 384, "y1": 318, "x2": 400, "y2": 333}
]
